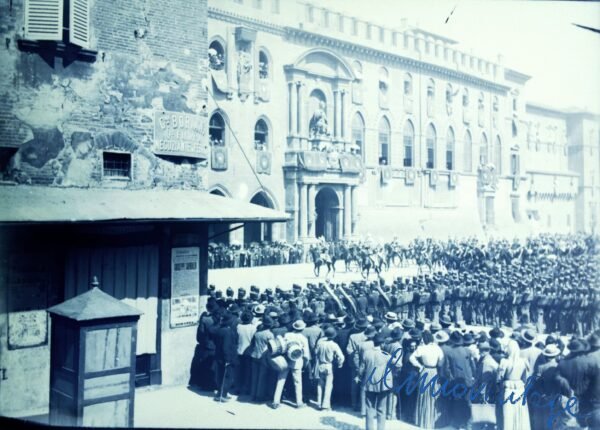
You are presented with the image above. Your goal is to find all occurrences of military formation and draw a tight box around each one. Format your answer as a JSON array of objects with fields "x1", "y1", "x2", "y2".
[{"x1": 191, "y1": 233, "x2": 599, "y2": 429}]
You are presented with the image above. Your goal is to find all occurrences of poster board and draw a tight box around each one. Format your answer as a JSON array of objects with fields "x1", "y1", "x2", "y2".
[{"x1": 170, "y1": 247, "x2": 200, "y2": 328}]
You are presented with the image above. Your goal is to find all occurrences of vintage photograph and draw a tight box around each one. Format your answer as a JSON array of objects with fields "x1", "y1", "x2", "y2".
[{"x1": 0, "y1": 0, "x2": 599, "y2": 429}]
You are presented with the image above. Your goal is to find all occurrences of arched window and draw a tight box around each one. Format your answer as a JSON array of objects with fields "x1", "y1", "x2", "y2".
[
  {"x1": 427, "y1": 79, "x2": 435, "y2": 98},
  {"x1": 479, "y1": 132, "x2": 488, "y2": 165},
  {"x1": 208, "y1": 40, "x2": 226, "y2": 71},
  {"x1": 351, "y1": 113, "x2": 365, "y2": 159},
  {"x1": 258, "y1": 50, "x2": 269, "y2": 79},
  {"x1": 378, "y1": 117, "x2": 391, "y2": 165},
  {"x1": 427, "y1": 79, "x2": 435, "y2": 116},
  {"x1": 462, "y1": 88, "x2": 470, "y2": 107},
  {"x1": 254, "y1": 119, "x2": 269, "y2": 150},
  {"x1": 446, "y1": 128, "x2": 455, "y2": 170},
  {"x1": 426, "y1": 124, "x2": 436, "y2": 169},
  {"x1": 403, "y1": 120, "x2": 414, "y2": 167},
  {"x1": 209, "y1": 113, "x2": 225, "y2": 146},
  {"x1": 404, "y1": 73, "x2": 413, "y2": 96},
  {"x1": 495, "y1": 136, "x2": 502, "y2": 174},
  {"x1": 464, "y1": 130, "x2": 473, "y2": 172}
]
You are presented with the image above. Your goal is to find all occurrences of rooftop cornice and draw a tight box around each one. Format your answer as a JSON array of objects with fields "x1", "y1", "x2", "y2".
[
  {"x1": 208, "y1": 7, "x2": 287, "y2": 36},
  {"x1": 208, "y1": 7, "x2": 511, "y2": 93},
  {"x1": 285, "y1": 27, "x2": 511, "y2": 93},
  {"x1": 504, "y1": 68, "x2": 531, "y2": 85}
]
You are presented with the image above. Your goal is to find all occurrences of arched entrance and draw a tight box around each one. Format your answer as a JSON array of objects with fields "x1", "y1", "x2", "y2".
[
  {"x1": 315, "y1": 187, "x2": 340, "y2": 241},
  {"x1": 208, "y1": 189, "x2": 230, "y2": 245},
  {"x1": 245, "y1": 192, "x2": 274, "y2": 244}
]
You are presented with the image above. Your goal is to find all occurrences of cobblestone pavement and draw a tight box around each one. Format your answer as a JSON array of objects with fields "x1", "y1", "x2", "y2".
[{"x1": 134, "y1": 384, "x2": 424, "y2": 429}]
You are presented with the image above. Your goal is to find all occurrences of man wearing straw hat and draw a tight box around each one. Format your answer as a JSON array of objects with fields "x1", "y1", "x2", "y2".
[{"x1": 270, "y1": 319, "x2": 310, "y2": 409}]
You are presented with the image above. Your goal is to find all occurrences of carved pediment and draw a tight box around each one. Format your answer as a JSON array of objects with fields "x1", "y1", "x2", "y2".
[{"x1": 289, "y1": 49, "x2": 355, "y2": 81}]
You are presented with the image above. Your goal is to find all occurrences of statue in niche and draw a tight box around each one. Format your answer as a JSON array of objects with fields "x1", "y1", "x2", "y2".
[
  {"x1": 237, "y1": 48, "x2": 253, "y2": 101},
  {"x1": 309, "y1": 100, "x2": 330, "y2": 139},
  {"x1": 237, "y1": 49, "x2": 252, "y2": 79}
]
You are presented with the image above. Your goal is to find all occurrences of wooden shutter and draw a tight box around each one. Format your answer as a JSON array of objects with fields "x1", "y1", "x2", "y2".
[
  {"x1": 24, "y1": 0, "x2": 64, "y2": 41},
  {"x1": 69, "y1": 0, "x2": 90, "y2": 49}
]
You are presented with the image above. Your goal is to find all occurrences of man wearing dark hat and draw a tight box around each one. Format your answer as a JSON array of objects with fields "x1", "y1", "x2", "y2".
[
  {"x1": 355, "y1": 326, "x2": 378, "y2": 416},
  {"x1": 302, "y1": 310, "x2": 322, "y2": 403},
  {"x1": 212, "y1": 312, "x2": 238, "y2": 402},
  {"x1": 347, "y1": 318, "x2": 369, "y2": 412},
  {"x1": 332, "y1": 315, "x2": 355, "y2": 407},
  {"x1": 250, "y1": 316, "x2": 274, "y2": 402},
  {"x1": 360, "y1": 333, "x2": 395, "y2": 430},
  {"x1": 383, "y1": 327, "x2": 404, "y2": 421},
  {"x1": 314, "y1": 326, "x2": 345, "y2": 411},
  {"x1": 439, "y1": 330, "x2": 475, "y2": 429},
  {"x1": 559, "y1": 335, "x2": 600, "y2": 429},
  {"x1": 473, "y1": 341, "x2": 498, "y2": 415},
  {"x1": 236, "y1": 311, "x2": 257, "y2": 396}
]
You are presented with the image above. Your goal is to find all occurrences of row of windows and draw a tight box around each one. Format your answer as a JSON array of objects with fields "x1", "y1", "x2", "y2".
[
  {"x1": 209, "y1": 109, "x2": 509, "y2": 173},
  {"x1": 209, "y1": 40, "x2": 271, "y2": 80},
  {"x1": 352, "y1": 113, "x2": 505, "y2": 172}
]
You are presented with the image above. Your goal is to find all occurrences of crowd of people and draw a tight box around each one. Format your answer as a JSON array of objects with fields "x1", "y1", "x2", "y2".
[
  {"x1": 208, "y1": 241, "x2": 305, "y2": 269},
  {"x1": 192, "y1": 233, "x2": 599, "y2": 429}
]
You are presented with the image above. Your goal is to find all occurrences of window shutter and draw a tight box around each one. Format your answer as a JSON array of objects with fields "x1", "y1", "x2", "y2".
[
  {"x1": 69, "y1": 0, "x2": 90, "y2": 49},
  {"x1": 24, "y1": 0, "x2": 64, "y2": 41}
]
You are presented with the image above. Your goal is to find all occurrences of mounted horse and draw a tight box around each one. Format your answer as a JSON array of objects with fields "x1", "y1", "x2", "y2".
[{"x1": 309, "y1": 246, "x2": 334, "y2": 277}]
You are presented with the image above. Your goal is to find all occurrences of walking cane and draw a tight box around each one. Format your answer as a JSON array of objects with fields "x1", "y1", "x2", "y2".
[{"x1": 219, "y1": 362, "x2": 229, "y2": 403}]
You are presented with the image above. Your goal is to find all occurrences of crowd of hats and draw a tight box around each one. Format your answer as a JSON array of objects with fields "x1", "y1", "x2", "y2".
[
  {"x1": 208, "y1": 241, "x2": 305, "y2": 269},
  {"x1": 205, "y1": 233, "x2": 598, "y2": 338}
]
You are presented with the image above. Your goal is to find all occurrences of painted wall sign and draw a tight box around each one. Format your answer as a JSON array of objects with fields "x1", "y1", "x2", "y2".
[
  {"x1": 154, "y1": 111, "x2": 209, "y2": 159},
  {"x1": 170, "y1": 247, "x2": 200, "y2": 328}
]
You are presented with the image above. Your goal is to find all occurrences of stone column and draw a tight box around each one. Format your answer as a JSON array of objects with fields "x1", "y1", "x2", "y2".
[
  {"x1": 308, "y1": 184, "x2": 316, "y2": 238},
  {"x1": 299, "y1": 183, "x2": 307, "y2": 238},
  {"x1": 344, "y1": 185, "x2": 352, "y2": 238},
  {"x1": 289, "y1": 81, "x2": 297, "y2": 137},
  {"x1": 334, "y1": 90, "x2": 341, "y2": 141},
  {"x1": 297, "y1": 81, "x2": 306, "y2": 147},
  {"x1": 341, "y1": 89, "x2": 347, "y2": 141},
  {"x1": 351, "y1": 186, "x2": 358, "y2": 234}
]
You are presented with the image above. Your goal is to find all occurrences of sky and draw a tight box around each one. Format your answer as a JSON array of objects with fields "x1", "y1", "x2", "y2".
[{"x1": 319, "y1": 0, "x2": 600, "y2": 114}]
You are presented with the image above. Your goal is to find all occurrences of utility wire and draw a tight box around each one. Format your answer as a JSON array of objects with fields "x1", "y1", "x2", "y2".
[{"x1": 207, "y1": 88, "x2": 267, "y2": 195}]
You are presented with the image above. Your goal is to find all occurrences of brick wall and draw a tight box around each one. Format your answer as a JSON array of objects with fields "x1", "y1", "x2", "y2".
[{"x1": 0, "y1": 0, "x2": 208, "y2": 190}]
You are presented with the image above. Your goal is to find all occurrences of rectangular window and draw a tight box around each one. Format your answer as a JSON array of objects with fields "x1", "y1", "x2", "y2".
[
  {"x1": 366, "y1": 24, "x2": 372, "y2": 39},
  {"x1": 352, "y1": 19, "x2": 358, "y2": 36},
  {"x1": 403, "y1": 136, "x2": 413, "y2": 167},
  {"x1": 510, "y1": 154, "x2": 518, "y2": 175},
  {"x1": 426, "y1": 139, "x2": 435, "y2": 169},
  {"x1": 485, "y1": 196, "x2": 495, "y2": 225},
  {"x1": 253, "y1": 0, "x2": 263, "y2": 9},
  {"x1": 103, "y1": 152, "x2": 131, "y2": 179},
  {"x1": 308, "y1": 6, "x2": 314, "y2": 22},
  {"x1": 379, "y1": 27, "x2": 385, "y2": 43},
  {"x1": 338, "y1": 15, "x2": 344, "y2": 32},
  {"x1": 511, "y1": 197, "x2": 521, "y2": 222},
  {"x1": 446, "y1": 150, "x2": 453, "y2": 170},
  {"x1": 323, "y1": 10, "x2": 329, "y2": 27},
  {"x1": 379, "y1": 133, "x2": 389, "y2": 165}
]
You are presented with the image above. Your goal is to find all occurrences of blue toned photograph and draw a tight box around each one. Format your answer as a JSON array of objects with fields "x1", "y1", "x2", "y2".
[{"x1": 0, "y1": 1, "x2": 599, "y2": 429}]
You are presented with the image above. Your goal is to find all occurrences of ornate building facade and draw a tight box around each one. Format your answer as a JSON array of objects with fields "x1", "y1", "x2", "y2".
[{"x1": 207, "y1": 0, "x2": 600, "y2": 242}]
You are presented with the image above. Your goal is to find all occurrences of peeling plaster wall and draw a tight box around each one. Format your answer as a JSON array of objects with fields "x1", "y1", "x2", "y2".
[{"x1": 0, "y1": 0, "x2": 209, "y2": 190}]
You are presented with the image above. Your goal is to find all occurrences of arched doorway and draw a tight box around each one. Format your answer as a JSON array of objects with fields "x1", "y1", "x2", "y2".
[
  {"x1": 315, "y1": 187, "x2": 340, "y2": 241},
  {"x1": 208, "y1": 189, "x2": 230, "y2": 245},
  {"x1": 245, "y1": 192, "x2": 274, "y2": 244}
]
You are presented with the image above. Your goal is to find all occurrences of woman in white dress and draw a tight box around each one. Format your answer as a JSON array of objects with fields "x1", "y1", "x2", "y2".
[
  {"x1": 409, "y1": 330, "x2": 444, "y2": 429},
  {"x1": 497, "y1": 339, "x2": 531, "y2": 430}
]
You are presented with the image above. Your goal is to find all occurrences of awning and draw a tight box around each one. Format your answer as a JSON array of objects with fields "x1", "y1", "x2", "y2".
[{"x1": 0, "y1": 185, "x2": 289, "y2": 224}]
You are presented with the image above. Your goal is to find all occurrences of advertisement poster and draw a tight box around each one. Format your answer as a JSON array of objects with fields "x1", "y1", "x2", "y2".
[{"x1": 170, "y1": 247, "x2": 200, "y2": 328}]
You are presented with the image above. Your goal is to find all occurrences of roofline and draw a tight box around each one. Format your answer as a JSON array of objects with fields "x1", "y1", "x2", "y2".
[{"x1": 504, "y1": 68, "x2": 531, "y2": 84}]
